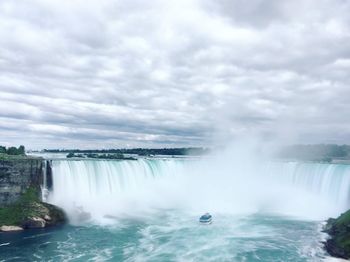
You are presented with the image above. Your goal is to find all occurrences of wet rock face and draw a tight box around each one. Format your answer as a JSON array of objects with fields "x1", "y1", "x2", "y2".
[
  {"x1": 41, "y1": 202, "x2": 67, "y2": 226},
  {"x1": 324, "y1": 210, "x2": 350, "y2": 259},
  {"x1": 0, "y1": 159, "x2": 67, "y2": 230},
  {"x1": 325, "y1": 239, "x2": 349, "y2": 259},
  {"x1": 23, "y1": 217, "x2": 46, "y2": 228},
  {"x1": 0, "y1": 159, "x2": 43, "y2": 206}
]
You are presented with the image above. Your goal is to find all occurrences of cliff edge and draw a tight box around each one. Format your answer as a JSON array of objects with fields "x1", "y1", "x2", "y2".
[
  {"x1": 0, "y1": 156, "x2": 67, "y2": 231},
  {"x1": 324, "y1": 209, "x2": 350, "y2": 259}
]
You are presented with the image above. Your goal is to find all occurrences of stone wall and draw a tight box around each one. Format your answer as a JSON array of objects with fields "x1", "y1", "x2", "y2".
[{"x1": 0, "y1": 158, "x2": 44, "y2": 206}]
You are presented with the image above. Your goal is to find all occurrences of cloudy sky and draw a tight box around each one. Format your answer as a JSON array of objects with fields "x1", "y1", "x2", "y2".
[{"x1": 0, "y1": 0, "x2": 350, "y2": 149}]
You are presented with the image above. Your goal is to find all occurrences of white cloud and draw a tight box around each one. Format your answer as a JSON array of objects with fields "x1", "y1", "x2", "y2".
[{"x1": 0, "y1": 0, "x2": 350, "y2": 149}]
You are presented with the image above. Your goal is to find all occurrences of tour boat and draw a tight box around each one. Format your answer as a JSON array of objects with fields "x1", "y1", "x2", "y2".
[{"x1": 199, "y1": 213, "x2": 212, "y2": 224}]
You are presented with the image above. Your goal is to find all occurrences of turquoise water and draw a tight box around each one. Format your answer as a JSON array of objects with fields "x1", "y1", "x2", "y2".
[{"x1": 0, "y1": 212, "x2": 327, "y2": 261}]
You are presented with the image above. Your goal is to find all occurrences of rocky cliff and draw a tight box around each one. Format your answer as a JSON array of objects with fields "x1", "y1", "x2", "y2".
[
  {"x1": 324, "y1": 209, "x2": 350, "y2": 259},
  {"x1": 0, "y1": 157, "x2": 66, "y2": 231},
  {"x1": 0, "y1": 157, "x2": 44, "y2": 206}
]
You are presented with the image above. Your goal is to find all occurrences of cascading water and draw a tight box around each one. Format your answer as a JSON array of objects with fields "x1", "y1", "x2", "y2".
[
  {"x1": 48, "y1": 159, "x2": 188, "y2": 222},
  {"x1": 265, "y1": 161, "x2": 350, "y2": 212},
  {"x1": 41, "y1": 160, "x2": 48, "y2": 202},
  {"x1": 48, "y1": 158, "x2": 350, "y2": 222}
]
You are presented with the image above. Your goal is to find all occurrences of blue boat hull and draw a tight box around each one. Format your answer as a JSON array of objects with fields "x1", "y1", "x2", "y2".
[{"x1": 199, "y1": 217, "x2": 212, "y2": 224}]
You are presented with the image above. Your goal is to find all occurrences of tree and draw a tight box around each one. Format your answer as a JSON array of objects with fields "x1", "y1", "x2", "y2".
[
  {"x1": 5, "y1": 145, "x2": 26, "y2": 155},
  {"x1": 6, "y1": 147, "x2": 19, "y2": 155},
  {"x1": 18, "y1": 145, "x2": 25, "y2": 155},
  {"x1": 66, "y1": 152, "x2": 75, "y2": 158},
  {"x1": 0, "y1": 146, "x2": 6, "y2": 154}
]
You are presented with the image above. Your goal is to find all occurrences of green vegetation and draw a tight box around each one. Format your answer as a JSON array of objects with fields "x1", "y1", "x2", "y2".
[
  {"x1": 0, "y1": 154, "x2": 40, "y2": 161},
  {"x1": 0, "y1": 154, "x2": 31, "y2": 160},
  {"x1": 0, "y1": 187, "x2": 40, "y2": 226},
  {"x1": 86, "y1": 153, "x2": 136, "y2": 160},
  {"x1": 0, "y1": 187, "x2": 66, "y2": 228},
  {"x1": 325, "y1": 209, "x2": 350, "y2": 258},
  {"x1": 0, "y1": 145, "x2": 26, "y2": 156},
  {"x1": 66, "y1": 152, "x2": 137, "y2": 160},
  {"x1": 0, "y1": 146, "x2": 6, "y2": 154},
  {"x1": 66, "y1": 152, "x2": 76, "y2": 158},
  {"x1": 333, "y1": 209, "x2": 350, "y2": 226}
]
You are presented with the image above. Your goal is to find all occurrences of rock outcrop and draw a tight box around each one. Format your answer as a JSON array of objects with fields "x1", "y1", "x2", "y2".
[
  {"x1": 324, "y1": 210, "x2": 350, "y2": 259},
  {"x1": 0, "y1": 157, "x2": 44, "y2": 206},
  {"x1": 0, "y1": 157, "x2": 67, "y2": 231},
  {"x1": 0, "y1": 225, "x2": 23, "y2": 232},
  {"x1": 0, "y1": 187, "x2": 67, "y2": 231}
]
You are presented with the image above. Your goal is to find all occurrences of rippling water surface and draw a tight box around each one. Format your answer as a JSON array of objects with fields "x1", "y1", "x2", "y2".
[{"x1": 0, "y1": 212, "x2": 329, "y2": 262}]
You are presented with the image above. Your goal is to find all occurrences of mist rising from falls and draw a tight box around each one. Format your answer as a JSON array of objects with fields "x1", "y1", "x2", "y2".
[{"x1": 48, "y1": 158, "x2": 350, "y2": 223}]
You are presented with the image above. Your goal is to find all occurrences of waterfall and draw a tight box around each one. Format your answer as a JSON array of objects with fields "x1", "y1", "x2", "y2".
[
  {"x1": 41, "y1": 160, "x2": 48, "y2": 201},
  {"x1": 265, "y1": 161, "x2": 350, "y2": 209},
  {"x1": 48, "y1": 159, "x2": 188, "y2": 222},
  {"x1": 48, "y1": 159, "x2": 350, "y2": 222}
]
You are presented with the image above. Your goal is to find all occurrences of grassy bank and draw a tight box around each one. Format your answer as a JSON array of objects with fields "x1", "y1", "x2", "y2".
[{"x1": 0, "y1": 153, "x2": 42, "y2": 161}]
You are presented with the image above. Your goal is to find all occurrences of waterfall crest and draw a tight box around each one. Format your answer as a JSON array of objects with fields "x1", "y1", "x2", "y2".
[{"x1": 48, "y1": 159, "x2": 350, "y2": 222}]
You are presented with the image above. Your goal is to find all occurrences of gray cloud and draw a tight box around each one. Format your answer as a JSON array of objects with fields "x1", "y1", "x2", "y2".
[{"x1": 0, "y1": 0, "x2": 350, "y2": 149}]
